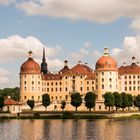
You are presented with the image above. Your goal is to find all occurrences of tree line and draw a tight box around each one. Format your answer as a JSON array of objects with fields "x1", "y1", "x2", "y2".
[
  {"x1": 27, "y1": 92, "x2": 140, "y2": 112},
  {"x1": 104, "y1": 92, "x2": 140, "y2": 111},
  {"x1": 0, "y1": 87, "x2": 19, "y2": 101},
  {"x1": 27, "y1": 92, "x2": 97, "y2": 111}
]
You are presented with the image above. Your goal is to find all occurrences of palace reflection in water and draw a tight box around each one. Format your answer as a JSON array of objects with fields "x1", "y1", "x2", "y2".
[{"x1": 0, "y1": 119, "x2": 140, "y2": 140}]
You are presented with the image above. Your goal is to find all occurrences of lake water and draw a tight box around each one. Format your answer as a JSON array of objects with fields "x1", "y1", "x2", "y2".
[{"x1": 0, "y1": 119, "x2": 140, "y2": 140}]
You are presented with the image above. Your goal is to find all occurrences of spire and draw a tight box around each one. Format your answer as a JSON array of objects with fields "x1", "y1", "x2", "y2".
[
  {"x1": 43, "y1": 46, "x2": 46, "y2": 61},
  {"x1": 41, "y1": 46, "x2": 48, "y2": 74}
]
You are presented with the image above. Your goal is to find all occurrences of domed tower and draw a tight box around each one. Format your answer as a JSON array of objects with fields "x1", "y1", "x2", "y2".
[
  {"x1": 95, "y1": 48, "x2": 118, "y2": 101},
  {"x1": 41, "y1": 47, "x2": 48, "y2": 74},
  {"x1": 20, "y1": 51, "x2": 42, "y2": 102}
]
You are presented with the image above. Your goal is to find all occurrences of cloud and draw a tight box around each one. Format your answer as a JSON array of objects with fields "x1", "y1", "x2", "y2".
[
  {"x1": 70, "y1": 48, "x2": 89, "y2": 61},
  {"x1": 111, "y1": 36, "x2": 140, "y2": 66},
  {"x1": 0, "y1": 0, "x2": 15, "y2": 6},
  {"x1": 0, "y1": 68, "x2": 11, "y2": 84},
  {"x1": 35, "y1": 58, "x2": 64, "y2": 72},
  {"x1": 84, "y1": 41, "x2": 92, "y2": 49},
  {"x1": 16, "y1": 0, "x2": 140, "y2": 23},
  {"x1": 130, "y1": 19, "x2": 140, "y2": 31},
  {"x1": 0, "y1": 35, "x2": 63, "y2": 63}
]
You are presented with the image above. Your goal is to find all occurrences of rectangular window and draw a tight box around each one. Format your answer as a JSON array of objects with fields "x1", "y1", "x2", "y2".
[
  {"x1": 133, "y1": 87, "x2": 136, "y2": 91},
  {"x1": 65, "y1": 95, "x2": 68, "y2": 100},
  {"x1": 96, "y1": 85, "x2": 98, "y2": 90},
  {"x1": 125, "y1": 87, "x2": 127, "y2": 91},
  {"x1": 102, "y1": 78, "x2": 104, "y2": 82},
  {"x1": 38, "y1": 96, "x2": 40, "y2": 100},
  {"x1": 102, "y1": 85, "x2": 104, "y2": 89},
  {"x1": 24, "y1": 87, "x2": 26, "y2": 91},
  {"x1": 38, "y1": 87, "x2": 40, "y2": 91},
  {"x1": 32, "y1": 87, "x2": 34, "y2": 91},
  {"x1": 133, "y1": 76, "x2": 135, "y2": 79},
  {"x1": 32, "y1": 96, "x2": 34, "y2": 100},
  {"x1": 47, "y1": 88, "x2": 49, "y2": 92}
]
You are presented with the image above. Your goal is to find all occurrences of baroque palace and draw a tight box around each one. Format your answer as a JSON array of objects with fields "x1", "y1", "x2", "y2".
[{"x1": 20, "y1": 48, "x2": 140, "y2": 111}]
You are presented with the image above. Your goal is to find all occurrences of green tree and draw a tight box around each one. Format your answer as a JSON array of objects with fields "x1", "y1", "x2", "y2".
[
  {"x1": 61, "y1": 100, "x2": 66, "y2": 111},
  {"x1": 84, "y1": 92, "x2": 97, "y2": 111},
  {"x1": 113, "y1": 92, "x2": 122, "y2": 111},
  {"x1": 127, "y1": 94, "x2": 133, "y2": 110},
  {"x1": 0, "y1": 87, "x2": 19, "y2": 101},
  {"x1": 27, "y1": 100, "x2": 35, "y2": 110},
  {"x1": 104, "y1": 92, "x2": 115, "y2": 111},
  {"x1": 42, "y1": 94, "x2": 50, "y2": 110},
  {"x1": 121, "y1": 92, "x2": 129, "y2": 111},
  {"x1": 134, "y1": 94, "x2": 140, "y2": 111},
  {"x1": 0, "y1": 96, "x2": 4, "y2": 111},
  {"x1": 71, "y1": 92, "x2": 82, "y2": 111}
]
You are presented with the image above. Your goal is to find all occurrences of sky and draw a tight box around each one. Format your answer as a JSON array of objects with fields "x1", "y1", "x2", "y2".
[{"x1": 0, "y1": 0, "x2": 140, "y2": 88}]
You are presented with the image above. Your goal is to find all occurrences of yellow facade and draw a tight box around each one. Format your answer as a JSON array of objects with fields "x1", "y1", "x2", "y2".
[{"x1": 20, "y1": 48, "x2": 140, "y2": 111}]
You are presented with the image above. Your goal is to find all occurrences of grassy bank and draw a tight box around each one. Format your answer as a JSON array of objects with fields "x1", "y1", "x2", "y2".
[{"x1": 1, "y1": 112, "x2": 140, "y2": 120}]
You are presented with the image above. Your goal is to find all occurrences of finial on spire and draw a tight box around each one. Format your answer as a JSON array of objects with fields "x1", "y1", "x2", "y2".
[
  {"x1": 104, "y1": 47, "x2": 109, "y2": 56},
  {"x1": 28, "y1": 50, "x2": 33, "y2": 58}
]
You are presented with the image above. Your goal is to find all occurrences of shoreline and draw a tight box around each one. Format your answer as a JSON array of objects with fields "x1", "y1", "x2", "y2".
[{"x1": 1, "y1": 111, "x2": 140, "y2": 120}]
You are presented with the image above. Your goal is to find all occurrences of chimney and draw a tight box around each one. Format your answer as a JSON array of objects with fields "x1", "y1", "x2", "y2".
[
  {"x1": 123, "y1": 62, "x2": 126, "y2": 67},
  {"x1": 132, "y1": 56, "x2": 136, "y2": 64},
  {"x1": 28, "y1": 50, "x2": 33, "y2": 58},
  {"x1": 64, "y1": 60, "x2": 68, "y2": 67},
  {"x1": 78, "y1": 60, "x2": 81, "y2": 64}
]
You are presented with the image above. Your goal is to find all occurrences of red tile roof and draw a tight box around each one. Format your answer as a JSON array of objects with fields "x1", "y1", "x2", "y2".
[
  {"x1": 118, "y1": 64, "x2": 140, "y2": 75},
  {"x1": 96, "y1": 56, "x2": 117, "y2": 71},
  {"x1": 85, "y1": 73, "x2": 95, "y2": 80},
  {"x1": 4, "y1": 98, "x2": 21, "y2": 105},
  {"x1": 59, "y1": 66, "x2": 70, "y2": 74},
  {"x1": 42, "y1": 73, "x2": 62, "y2": 80},
  {"x1": 63, "y1": 64, "x2": 94, "y2": 76}
]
